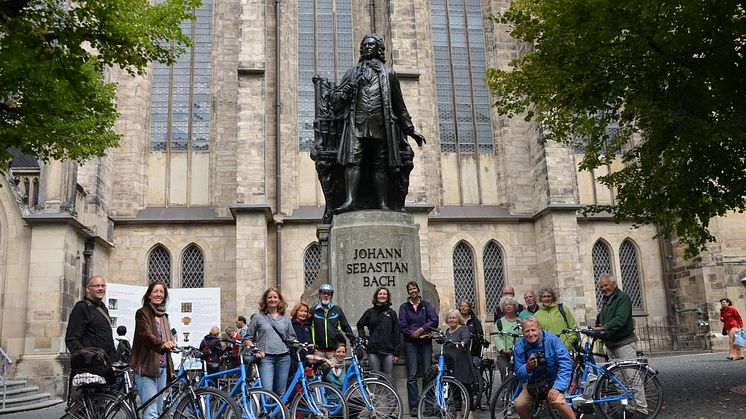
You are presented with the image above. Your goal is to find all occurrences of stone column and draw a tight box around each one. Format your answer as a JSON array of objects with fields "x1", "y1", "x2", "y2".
[
  {"x1": 234, "y1": 206, "x2": 271, "y2": 313},
  {"x1": 15, "y1": 223, "x2": 79, "y2": 397},
  {"x1": 533, "y1": 208, "x2": 588, "y2": 324}
]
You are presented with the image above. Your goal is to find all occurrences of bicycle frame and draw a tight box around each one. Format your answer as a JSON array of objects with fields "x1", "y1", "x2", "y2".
[
  {"x1": 429, "y1": 329, "x2": 459, "y2": 411},
  {"x1": 248, "y1": 342, "x2": 331, "y2": 416},
  {"x1": 562, "y1": 329, "x2": 657, "y2": 410},
  {"x1": 337, "y1": 341, "x2": 372, "y2": 406},
  {"x1": 198, "y1": 346, "x2": 262, "y2": 417}
]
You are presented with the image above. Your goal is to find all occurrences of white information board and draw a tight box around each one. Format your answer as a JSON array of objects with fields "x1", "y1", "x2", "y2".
[{"x1": 105, "y1": 283, "x2": 221, "y2": 368}]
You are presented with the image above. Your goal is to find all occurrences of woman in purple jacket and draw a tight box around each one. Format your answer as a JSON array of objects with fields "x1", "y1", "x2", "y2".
[{"x1": 398, "y1": 281, "x2": 439, "y2": 416}]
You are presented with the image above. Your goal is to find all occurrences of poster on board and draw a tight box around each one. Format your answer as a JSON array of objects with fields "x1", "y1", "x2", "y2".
[{"x1": 106, "y1": 283, "x2": 221, "y2": 368}]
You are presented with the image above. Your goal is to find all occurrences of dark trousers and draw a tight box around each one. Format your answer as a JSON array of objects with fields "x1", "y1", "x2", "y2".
[{"x1": 405, "y1": 339, "x2": 433, "y2": 410}]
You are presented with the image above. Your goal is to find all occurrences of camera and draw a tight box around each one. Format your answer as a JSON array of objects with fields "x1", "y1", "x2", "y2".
[{"x1": 533, "y1": 352, "x2": 548, "y2": 368}]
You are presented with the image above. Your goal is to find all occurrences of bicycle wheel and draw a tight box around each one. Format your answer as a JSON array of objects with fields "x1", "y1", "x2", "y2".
[
  {"x1": 66, "y1": 390, "x2": 136, "y2": 419},
  {"x1": 595, "y1": 364, "x2": 663, "y2": 419},
  {"x1": 345, "y1": 377, "x2": 402, "y2": 418},
  {"x1": 173, "y1": 387, "x2": 243, "y2": 418},
  {"x1": 480, "y1": 361, "x2": 495, "y2": 409},
  {"x1": 490, "y1": 376, "x2": 555, "y2": 419},
  {"x1": 418, "y1": 377, "x2": 470, "y2": 419},
  {"x1": 243, "y1": 387, "x2": 288, "y2": 419},
  {"x1": 491, "y1": 375, "x2": 519, "y2": 419},
  {"x1": 290, "y1": 381, "x2": 348, "y2": 418},
  {"x1": 364, "y1": 370, "x2": 394, "y2": 387}
]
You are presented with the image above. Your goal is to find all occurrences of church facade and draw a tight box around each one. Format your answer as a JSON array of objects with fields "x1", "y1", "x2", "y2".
[{"x1": 1, "y1": 0, "x2": 744, "y2": 397}]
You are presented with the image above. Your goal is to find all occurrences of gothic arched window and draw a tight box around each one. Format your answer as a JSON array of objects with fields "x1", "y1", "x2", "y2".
[
  {"x1": 304, "y1": 243, "x2": 321, "y2": 290},
  {"x1": 592, "y1": 240, "x2": 613, "y2": 308},
  {"x1": 483, "y1": 241, "x2": 506, "y2": 314},
  {"x1": 619, "y1": 239, "x2": 644, "y2": 310},
  {"x1": 181, "y1": 244, "x2": 205, "y2": 288},
  {"x1": 297, "y1": 0, "x2": 354, "y2": 150},
  {"x1": 148, "y1": 245, "x2": 172, "y2": 287},
  {"x1": 453, "y1": 241, "x2": 476, "y2": 307}
]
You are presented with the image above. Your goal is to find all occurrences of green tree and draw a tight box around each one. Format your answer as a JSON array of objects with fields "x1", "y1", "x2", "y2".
[
  {"x1": 0, "y1": 0, "x2": 200, "y2": 171},
  {"x1": 486, "y1": 0, "x2": 746, "y2": 256}
]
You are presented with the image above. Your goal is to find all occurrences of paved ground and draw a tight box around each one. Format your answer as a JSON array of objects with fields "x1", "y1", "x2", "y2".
[{"x1": 7, "y1": 351, "x2": 746, "y2": 418}]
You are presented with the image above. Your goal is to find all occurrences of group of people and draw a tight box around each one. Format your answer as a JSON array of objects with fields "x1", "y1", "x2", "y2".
[
  {"x1": 66, "y1": 277, "x2": 175, "y2": 419},
  {"x1": 266, "y1": 280, "x2": 440, "y2": 418},
  {"x1": 65, "y1": 272, "x2": 742, "y2": 419},
  {"x1": 490, "y1": 274, "x2": 647, "y2": 419}
]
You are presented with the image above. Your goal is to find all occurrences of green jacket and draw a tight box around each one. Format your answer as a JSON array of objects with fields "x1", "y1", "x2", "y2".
[
  {"x1": 535, "y1": 303, "x2": 578, "y2": 352},
  {"x1": 493, "y1": 317, "x2": 522, "y2": 352},
  {"x1": 596, "y1": 288, "x2": 635, "y2": 347}
]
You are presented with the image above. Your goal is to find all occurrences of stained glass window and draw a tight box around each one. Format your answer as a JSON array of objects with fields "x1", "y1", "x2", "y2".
[
  {"x1": 150, "y1": 0, "x2": 212, "y2": 152},
  {"x1": 592, "y1": 240, "x2": 613, "y2": 308},
  {"x1": 181, "y1": 244, "x2": 205, "y2": 288},
  {"x1": 431, "y1": 0, "x2": 493, "y2": 154},
  {"x1": 148, "y1": 245, "x2": 172, "y2": 287},
  {"x1": 453, "y1": 241, "x2": 476, "y2": 306},
  {"x1": 619, "y1": 240, "x2": 644, "y2": 310},
  {"x1": 298, "y1": 0, "x2": 354, "y2": 150},
  {"x1": 303, "y1": 243, "x2": 322, "y2": 290},
  {"x1": 483, "y1": 241, "x2": 506, "y2": 314}
]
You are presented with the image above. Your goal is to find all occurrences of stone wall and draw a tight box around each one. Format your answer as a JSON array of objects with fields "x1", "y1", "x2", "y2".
[{"x1": 109, "y1": 223, "x2": 238, "y2": 324}]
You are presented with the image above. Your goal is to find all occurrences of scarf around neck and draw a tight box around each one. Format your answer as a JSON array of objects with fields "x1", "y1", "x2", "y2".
[{"x1": 150, "y1": 302, "x2": 167, "y2": 317}]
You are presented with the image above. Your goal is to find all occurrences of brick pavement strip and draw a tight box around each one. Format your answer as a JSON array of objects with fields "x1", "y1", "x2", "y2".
[{"x1": 7, "y1": 351, "x2": 746, "y2": 418}]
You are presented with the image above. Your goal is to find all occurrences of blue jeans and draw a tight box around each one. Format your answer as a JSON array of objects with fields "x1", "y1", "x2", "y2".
[
  {"x1": 134, "y1": 368, "x2": 167, "y2": 419},
  {"x1": 405, "y1": 340, "x2": 433, "y2": 410},
  {"x1": 258, "y1": 353, "x2": 291, "y2": 396}
]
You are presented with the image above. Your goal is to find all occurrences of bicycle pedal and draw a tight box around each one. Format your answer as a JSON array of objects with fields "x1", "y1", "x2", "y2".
[{"x1": 570, "y1": 395, "x2": 593, "y2": 407}]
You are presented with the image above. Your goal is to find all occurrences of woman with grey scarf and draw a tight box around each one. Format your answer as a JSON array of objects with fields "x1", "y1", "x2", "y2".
[{"x1": 129, "y1": 281, "x2": 176, "y2": 419}]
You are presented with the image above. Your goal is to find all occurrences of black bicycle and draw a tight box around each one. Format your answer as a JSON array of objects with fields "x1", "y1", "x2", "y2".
[
  {"x1": 64, "y1": 346, "x2": 242, "y2": 419},
  {"x1": 471, "y1": 333, "x2": 494, "y2": 410}
]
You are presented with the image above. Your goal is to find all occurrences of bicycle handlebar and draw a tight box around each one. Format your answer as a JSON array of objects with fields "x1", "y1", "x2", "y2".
[{"x1": 561, "y1": 328, "x2": 609, "y2": 360}]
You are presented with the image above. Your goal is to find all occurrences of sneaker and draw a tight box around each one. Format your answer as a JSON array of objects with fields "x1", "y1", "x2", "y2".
[{"x1": 409, "y1": 409, "x2": 417, "y2": 417}]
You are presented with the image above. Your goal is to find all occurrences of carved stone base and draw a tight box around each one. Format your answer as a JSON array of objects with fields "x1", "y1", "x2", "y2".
[{"x1": 327, "y1": 210, "x2": 438, "y2": 328}]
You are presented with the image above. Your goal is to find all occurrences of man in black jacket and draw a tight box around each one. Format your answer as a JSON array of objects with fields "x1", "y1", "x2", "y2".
[{"x1": 65, "y1": 275, "x2": 116, "y2": 361}]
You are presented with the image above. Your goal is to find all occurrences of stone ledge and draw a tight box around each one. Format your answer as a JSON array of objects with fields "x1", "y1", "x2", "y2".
[
  {"x1": 112, "y1": 207, "x2": 234, "y2": 225},
  {"x1": 23, "y1": 213, "x2": 114, "y2": 248},
  {"x1": 429, "y1": 205, "x2": 528, "y2": 223}
]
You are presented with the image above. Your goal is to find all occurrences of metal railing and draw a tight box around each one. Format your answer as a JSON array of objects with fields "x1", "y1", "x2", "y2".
[
  {"x1": 0, "y1": 346, "x2": 12, "y2": 409},
  {"x1": 634, "y1": 308, "x2": 713, "y2": 354}
]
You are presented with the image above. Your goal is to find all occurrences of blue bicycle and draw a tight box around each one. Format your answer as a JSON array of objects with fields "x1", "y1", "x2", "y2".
[
  {"x1": 490, "y1": 328, "x2": 662, "y2": 418},
  {"x1": 417, "y1": 328, "x2": 471, "y2": 419},
  {"x1": 252, "y1": 341, "x2": 347, "y2": 419},
  {"x1": 197, "y1": 341, "x2": 287, "y2": 419},
  {"x1": 335, "y1": 337, "x2": 402, "y2": 418}
]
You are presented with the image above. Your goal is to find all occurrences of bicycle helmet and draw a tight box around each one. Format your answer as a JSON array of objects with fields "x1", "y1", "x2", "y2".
[{"x1": 319, "y1": 283, "x2": 334, "y2": 294}]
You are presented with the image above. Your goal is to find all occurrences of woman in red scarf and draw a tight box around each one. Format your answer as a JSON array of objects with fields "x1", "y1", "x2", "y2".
[{"x1": 720, "y1": 298, "x2": 744, "y2": 360}]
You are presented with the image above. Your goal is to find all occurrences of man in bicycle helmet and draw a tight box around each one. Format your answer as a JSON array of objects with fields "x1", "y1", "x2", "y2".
[
  {"x1": 513, "y1": 317, "x2": 575, "y2": 419},
  {"x1": 311, "y1": 284, "x2": 355, "y2": 359}
]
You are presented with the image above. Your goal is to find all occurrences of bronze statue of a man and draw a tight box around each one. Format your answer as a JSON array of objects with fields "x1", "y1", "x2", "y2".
[{"x1": 331, "y1": 34, "x2": 425, "y2": 213}]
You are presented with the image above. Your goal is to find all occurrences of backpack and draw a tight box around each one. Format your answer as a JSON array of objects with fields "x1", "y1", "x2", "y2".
[
  {"x1": 115, "y1": 338, "x2": 131, "y2": 363},
  {"x1": 70, "y1": 346, "x2": 114, "y2": 383},
  {"x1": 556, "y1": 303, "x2": 570, "y2": 328}
]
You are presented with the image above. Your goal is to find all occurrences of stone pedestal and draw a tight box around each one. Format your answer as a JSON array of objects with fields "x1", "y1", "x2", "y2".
[{"x1": 329, "y1": 210, "x2": 432, "y2": 329}]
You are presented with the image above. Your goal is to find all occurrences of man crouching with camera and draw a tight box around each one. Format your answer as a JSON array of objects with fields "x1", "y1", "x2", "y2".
[{"x1": 513, "y1": 316, "x2": 575, "y2": 419}]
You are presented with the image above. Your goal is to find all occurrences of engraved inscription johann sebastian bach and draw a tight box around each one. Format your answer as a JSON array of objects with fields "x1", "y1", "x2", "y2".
[{"x1": 346, "y1": 247, "x2": 409, "y2": 288}]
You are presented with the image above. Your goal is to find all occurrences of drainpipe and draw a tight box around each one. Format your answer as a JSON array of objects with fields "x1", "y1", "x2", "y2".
[
  {"x1": 656, "y1": 224, "x2": 680, "y2": 348},
  {"x1": 369, "y1": 0, "x2": 376, "y2": 33},
  {"x1": 275, "y1": 0, "x2": 283, "y2": 291}
]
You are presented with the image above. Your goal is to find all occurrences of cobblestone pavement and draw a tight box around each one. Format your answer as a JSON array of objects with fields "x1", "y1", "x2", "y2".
[{"x1": 8, "y1": 351, "x2": 746, "y2": 418}]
